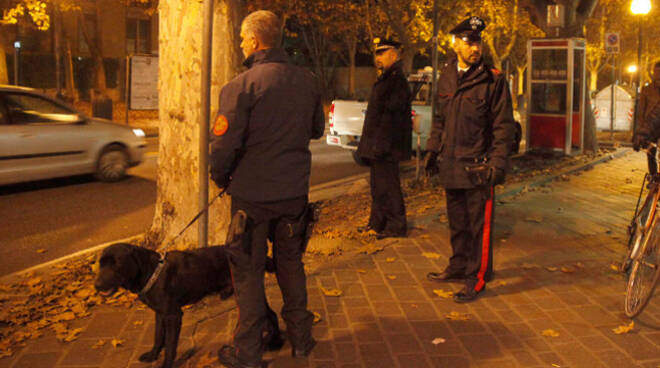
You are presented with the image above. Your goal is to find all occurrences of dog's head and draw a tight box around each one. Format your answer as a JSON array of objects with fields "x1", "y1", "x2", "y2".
[{"x1": 94, "y1": 243, "x2": 142, "y2": 297}]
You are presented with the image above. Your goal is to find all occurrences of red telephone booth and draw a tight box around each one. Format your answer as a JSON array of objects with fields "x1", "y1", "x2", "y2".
[{"x1": 526, "y1": 38, "x2": 586, "y2": 155}]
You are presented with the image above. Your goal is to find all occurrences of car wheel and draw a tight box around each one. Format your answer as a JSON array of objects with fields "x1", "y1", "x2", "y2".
[
  {"x1": 351, "y1": 150, "x2": 368, "y2": 167},
  {"x1": 96, "y1": 145, "x2": 129, "y2": 182}
]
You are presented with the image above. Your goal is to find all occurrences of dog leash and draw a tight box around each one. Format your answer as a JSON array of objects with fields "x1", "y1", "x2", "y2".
[{"x1": 139, "y1": 188, "x2": 227, "y2": 296}]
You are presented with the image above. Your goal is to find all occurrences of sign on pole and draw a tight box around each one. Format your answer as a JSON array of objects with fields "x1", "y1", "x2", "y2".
[
  {"x1": 605, "y1": 32, "x2": 620, "y2": 54},
  {"x1": 128, "y1": 55, "x2": 159, "y2": 110}
]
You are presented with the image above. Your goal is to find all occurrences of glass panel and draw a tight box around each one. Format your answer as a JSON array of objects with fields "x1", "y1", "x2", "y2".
[
  {"x1": 573, "y1": 49, "x2": 584, "y2": 112},
  {"x1": 531, "y1": 83, "x2": 567, "y2": 114},
  {"x1": 4, "y1": 93, "x2": 78, "y2": 124},
  {"x1": 531, "y1": 49, "x2": 568, "y2": 80}
]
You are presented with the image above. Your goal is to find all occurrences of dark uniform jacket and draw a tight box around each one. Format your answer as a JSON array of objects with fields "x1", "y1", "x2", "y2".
[
  {"x1": 635, "y1": 82, "x2": 660, "y2": 141},
  {"x1": 209, "y1": 48, "x2": 325, "y2": 202},
  {"x1": 426, "y1": 58, "x2": 515, "y2": 189},
  {"x1": 357, "y1": 60, "x2": 412, "y2": 161}
]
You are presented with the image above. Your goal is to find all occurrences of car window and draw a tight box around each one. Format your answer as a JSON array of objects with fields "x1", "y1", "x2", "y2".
[{"x1": 3, "y1": 93, "x2": 78, "y2": 125}]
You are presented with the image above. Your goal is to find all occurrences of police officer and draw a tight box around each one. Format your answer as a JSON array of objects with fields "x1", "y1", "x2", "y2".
[
  {"x1": 424, "y1": 17, "x2": 515, "y2": 303},
  {"x1": 356, "y1": 38, "x2": 412, "y2": 239},
  {"x1": 209, "y1": 10, "x2": 325, "y2": 368},
  {"x1": 633, "y1": 61, "x2": 660, "y2": 174}
]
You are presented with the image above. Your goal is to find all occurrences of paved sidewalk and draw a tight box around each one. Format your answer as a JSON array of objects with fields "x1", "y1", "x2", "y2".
[{"x1": 2, "y1": 151, "x2": 660, "y2": 368}]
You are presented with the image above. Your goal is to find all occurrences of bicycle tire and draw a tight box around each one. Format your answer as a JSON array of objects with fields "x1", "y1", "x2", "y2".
[
  {"x1": 623, "y1": 186, "x2": 658, "y2": 273},
  {"x1": 624, "y1": 208, "x2": 660, "y2": 318}
]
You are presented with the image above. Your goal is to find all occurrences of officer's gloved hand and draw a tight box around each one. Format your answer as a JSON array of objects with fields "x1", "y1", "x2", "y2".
[
  {"x1": 488, "y1": 166, "x2": 505, "y2": 186},
  {"x1": 633, "y1": 134, "x2": 650, "y2": 152},
  {"x1": 424, "y1": 152, "x2": 439, "y2": 177}
]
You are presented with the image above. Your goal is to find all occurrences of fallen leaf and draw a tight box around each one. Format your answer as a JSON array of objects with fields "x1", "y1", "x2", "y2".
[
  {"x1": 133, "y1": 320, "x2": 144, "y2": 327},
  {"x1": 111, "y1": 338, "x2": 124, "y2": 348},
  {"x1": 560, "y1": 266, "x2": 575, "y2": 273},
  {"x1": 545, "y1": 266, "x2": 558, "y2": 272},
  {"x1": 387, "y1": 275, "x2": 397, "y2": 280},
  {"x1": 386, "y1": 257, "x2": 396, "y2": 262},
  {"x1": 612, "y1": 321, "x2": 634, "y2": 334},
  {"x1": 357, "y1": 243, "x2": 385, "y2": 255},
  {"x1": 313, "y1": 312, "x2": 322, "y2": 324},
  {"x1": 575, "y1": 262, "x2": 584, "y2": 268},
  {"x1": 552, "y1": 364, "x2": 561, "y2": 367},
  {"x1": 0, "y1": 348, "x2": 12, "y2": 358},
  {"x1": 609, "y1": 263, "x2": 620, "y2": 272},
  {"x1": 320, "y1": 287, "x2": 342, "y2": 297},
  {"x1": 36, "y1": 249, "x2": 47, "y2": 254},
  {"x1": 491, "y1": 280, "x2": 508, "y2": 287},
  {"x1": 422, "y1": 252, "x2": 442, "y2": 259},
  {"x1": 524, "y1": 216, "x2": 543, "y2": 223},
  {"x1": 541, "y1": 329, "x2": 560, "y2": 337},
  {"x1": 431, "y1": 337, "x2": 446, "y2": 344},
  {"x1": 420, "y1": 234, "x2": 430, "y2": 239},
  {"x1": 91, "y1": 339, "x2": 106, "y2": 349},
  {"x1": 445, "y1": 311, "x2": 470, "y2": 321},
  {"x1": 521, "y1": 263, "x2": 539, "y2": 269},
  {"x1": 433, "y1": 289, "x2": 453, "y2": 298},
  {"x1": 26, "y1": 277, "x2": 42, "y2": 287},
  {"x1": 356, "y1": 269, "x2": 367, "y2": 274}
]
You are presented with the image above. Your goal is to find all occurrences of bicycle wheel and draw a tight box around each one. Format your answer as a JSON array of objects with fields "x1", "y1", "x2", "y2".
[
  {"x1": 623, "y1": 186, "x2": 657, "y2": 273},
  {"x1": 624, "y1": 209, "x2": 660, "y2": 318}
]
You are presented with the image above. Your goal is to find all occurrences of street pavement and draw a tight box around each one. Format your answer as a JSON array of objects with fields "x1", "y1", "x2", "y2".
[{"x1": 2, "y1": 150, "x2": 660, "y2": 368}]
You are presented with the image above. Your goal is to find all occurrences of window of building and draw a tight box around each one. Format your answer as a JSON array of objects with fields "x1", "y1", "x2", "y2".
[{"x1": 127, "y1": 18, "x2": 151, "y2": 54}]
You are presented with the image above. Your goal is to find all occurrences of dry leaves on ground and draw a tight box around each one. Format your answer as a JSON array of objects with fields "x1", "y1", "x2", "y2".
[
  {"x1": 320, "y1": 287, "x2": 342, "y2": 297},
  {"x1": 386, "y1": 257, "x2": 396, "y2": 262},
  {"x1": 313, "y1": 312, "x2": 322, "y2": 324},
  {"x1": 431, "y1": 337, "x2": 446, "y2": 344},
  {"x1": 111, "y1": 338, "x2": 124, "y2": 348},
  {"x1": 91, "y1": 339, "x2": 106, "y2": 349},
  {"x1": 0, "y1": 254, "x2": 140, "y2": 354},
  {"x1": 357, "y1": 243, "x2": 385, "y2": 255},
  {"x1": 445, "y1": 311, "x2": 470, "y2": 321},
  {"x1": 422, "y1": 252, "x2": 442, "y2": 259},
  {"x1": 612, "y1": 321, "x2": 634, "y2": 334},
  {"x1": 545, "y1": 266, "x2": 558, "y2": 272},
  {"x1": 541, "y1": 329, "x2": 560, "y2": 337},
  {"x1": 433, "y1": 289, "x2": 453, "y2": 299}
]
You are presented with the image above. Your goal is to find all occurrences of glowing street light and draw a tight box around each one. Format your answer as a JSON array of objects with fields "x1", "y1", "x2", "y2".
[
  {"x1": 631, "y1": 0, "x2": 651, "y2": 14},
  {"x1": 631, "y1": 0, "x2": 651, "y2": 136}
]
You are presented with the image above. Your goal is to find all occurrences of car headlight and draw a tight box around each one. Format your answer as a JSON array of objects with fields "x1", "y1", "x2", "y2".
[{"x1": 132, "y1": 129, "x2": 145, "y2": 137}]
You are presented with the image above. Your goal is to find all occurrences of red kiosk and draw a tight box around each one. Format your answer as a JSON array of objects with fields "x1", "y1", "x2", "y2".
[{"x1": 526, "y1": 38, "x2": 586, "y2": 155}]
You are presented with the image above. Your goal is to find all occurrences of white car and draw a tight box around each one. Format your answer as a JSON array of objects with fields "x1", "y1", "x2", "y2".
[
  {"x1": 326, "y1": 72, "x2": 433, "y2": 165},
  {"x1": 0, "y1": 85, "x2": 146, "y2": 185}
]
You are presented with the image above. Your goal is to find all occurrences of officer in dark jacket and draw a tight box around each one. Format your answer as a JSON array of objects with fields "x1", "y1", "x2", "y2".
[
  {"x1": 210, "y1": 10, "x2": 325, "y2": 368},
  {"x1": 633, "y1": 61, "x2": 660, "y2": 174},
  {"x1": 424, "y1": 17, "x2": 515, "y2": 303},
  {"x1": 356, "y1": 38, "x2": 412, "y2": 239}
]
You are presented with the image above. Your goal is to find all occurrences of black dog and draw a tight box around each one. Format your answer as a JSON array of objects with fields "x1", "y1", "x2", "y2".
[{"x1": 94, "y1": 243, "x2": 283, "y2": 368}]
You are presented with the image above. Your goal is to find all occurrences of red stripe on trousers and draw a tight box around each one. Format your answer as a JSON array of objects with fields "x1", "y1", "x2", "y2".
[{"x1": 475, "y1": 187, "x2": 493, "y2": 291}]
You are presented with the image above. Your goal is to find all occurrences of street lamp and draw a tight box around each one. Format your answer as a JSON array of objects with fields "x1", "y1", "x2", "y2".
[
  {"x1": 631, "y1": 0, "x2": 651, "y2": 136},
  {"x1": 627, "y1": 64, "x2": 638, "y2": 85}
]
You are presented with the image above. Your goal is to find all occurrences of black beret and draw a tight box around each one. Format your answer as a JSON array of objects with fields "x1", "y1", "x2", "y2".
[
  {"x1": 449, "y1": 16, "x2": 486, "y2": 42},
  {"x1": 373, "y1": 37, "x2": 402, "y2": 53}
]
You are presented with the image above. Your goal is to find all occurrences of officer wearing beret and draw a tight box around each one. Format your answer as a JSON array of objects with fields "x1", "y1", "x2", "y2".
[
  {"x1": 210, "y1": 10, "x2": 324, "y2": 367},
  {"x1": 356, "y1": 38, "x2": 412, "y2": 239},
  {"x1": 425, "y1": 17, "x2": 515, "y2": 302}
]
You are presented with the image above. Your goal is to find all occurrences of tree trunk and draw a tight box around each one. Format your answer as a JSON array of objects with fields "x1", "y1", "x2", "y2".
[
  {"x1": 148, "y1": 0, "x2": 244, "y2": 249},
  {"x1": 589, "y1": 68, "x2": 598, "y2": 92},
  {"x1": 401, "y1": 48, "x2": 414, "y2": 74}
]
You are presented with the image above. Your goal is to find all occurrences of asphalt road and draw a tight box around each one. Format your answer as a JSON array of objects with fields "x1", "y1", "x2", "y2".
[{"x1": 0, "y1": 136, "x2": 367, "y2": 276}]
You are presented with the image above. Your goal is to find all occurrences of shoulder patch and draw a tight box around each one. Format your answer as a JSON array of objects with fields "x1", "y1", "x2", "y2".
[
  {"x1": 491, "y1": 68, "x2": 502, "y2": 76},
  {"x1": 213, "y1": 115, "x2": 229, "y2": 136}
]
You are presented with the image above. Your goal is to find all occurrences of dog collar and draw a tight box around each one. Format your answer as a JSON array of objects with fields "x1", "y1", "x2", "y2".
[{"x1": 139, "y1": 254, "x2": 166, "y2": 296}]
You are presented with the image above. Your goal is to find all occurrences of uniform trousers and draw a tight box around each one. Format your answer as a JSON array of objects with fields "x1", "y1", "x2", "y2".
[
  {"x1": 445, "y1": 186, "x2": 495, "y2": 291},
  {"x1": 227, "y1": 195, "x2": 314, "y2": 365},
  {"x1": 368, "y1": 157, "x2": 407, "y2": 233}
]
